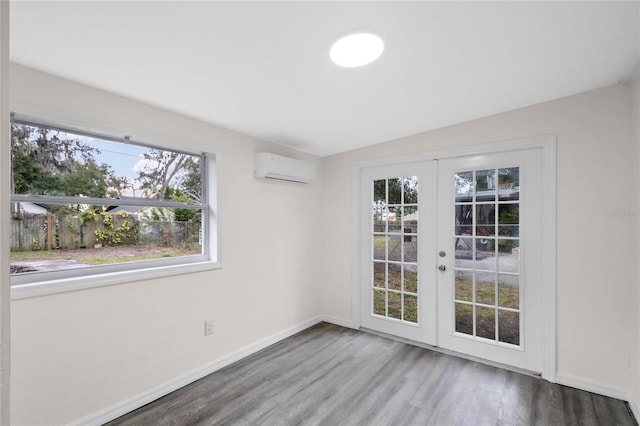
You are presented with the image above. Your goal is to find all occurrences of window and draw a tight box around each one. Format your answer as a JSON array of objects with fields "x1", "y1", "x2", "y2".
[{"x1": 10, "y1": 116, "x2": 219, "y2": 298}]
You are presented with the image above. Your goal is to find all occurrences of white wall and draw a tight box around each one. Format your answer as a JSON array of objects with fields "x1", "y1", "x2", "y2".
[
  {"x1": 321, "y1": 84, "x2": 638, "y2": 395},
  {"x1": 9, "y1": 64, "x2": 325, "y2": 425}
]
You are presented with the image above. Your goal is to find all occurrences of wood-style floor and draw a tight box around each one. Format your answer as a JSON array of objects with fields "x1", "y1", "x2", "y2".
[{"x1": 107, "y1": 322, "x2": 637, "y2": 426}]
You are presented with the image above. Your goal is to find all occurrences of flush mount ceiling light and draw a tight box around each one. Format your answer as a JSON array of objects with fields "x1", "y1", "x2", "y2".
[{"x1": 330, "y1": 33, "x2": 384, "y2": 68}]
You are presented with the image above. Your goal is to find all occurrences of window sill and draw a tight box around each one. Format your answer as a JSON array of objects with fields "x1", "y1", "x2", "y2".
[{"x1": 11, "y1": 260, "x2": 222, "y2": 300}]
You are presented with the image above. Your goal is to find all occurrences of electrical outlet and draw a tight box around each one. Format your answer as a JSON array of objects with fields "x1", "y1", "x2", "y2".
[{"x1": 204, "y1": 320, "x2": 214, "y2": 336}]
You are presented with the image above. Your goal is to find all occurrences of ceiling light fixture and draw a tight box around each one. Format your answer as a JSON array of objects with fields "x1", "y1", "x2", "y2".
[{"x1": 330, "y1": 33, "x2": 384, "y2": 68}]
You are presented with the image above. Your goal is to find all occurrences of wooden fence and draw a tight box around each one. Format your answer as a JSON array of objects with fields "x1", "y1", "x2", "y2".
[{"x1": 11, "y1": 213, "x2": 200, "y2": 252}]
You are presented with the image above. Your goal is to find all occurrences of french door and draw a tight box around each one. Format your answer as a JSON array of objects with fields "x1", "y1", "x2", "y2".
[{"x1": 359, "y1": 147, "x2": 546, "y2": 373}]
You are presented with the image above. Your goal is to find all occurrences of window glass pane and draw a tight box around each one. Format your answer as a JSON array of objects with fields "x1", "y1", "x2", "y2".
[
  {"x1": 10, "y1": 122, "x2": 207, "y2": 281},
  {"x1": 11, "y1": 123, "x2": 201, "y2": 201}
]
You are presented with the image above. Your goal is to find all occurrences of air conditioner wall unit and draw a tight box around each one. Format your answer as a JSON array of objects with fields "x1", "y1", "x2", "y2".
[{"x1": 254, "y1": 152, "x2": 315, "y2": 184}]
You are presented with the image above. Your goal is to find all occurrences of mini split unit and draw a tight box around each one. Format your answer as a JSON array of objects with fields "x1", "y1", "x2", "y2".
[{"x1": 254, "y1": 152, "x2": 315, "y2": 184}]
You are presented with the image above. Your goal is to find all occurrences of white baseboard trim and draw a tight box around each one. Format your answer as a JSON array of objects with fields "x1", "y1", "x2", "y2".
[
  {"x1": 71, "y1": 316, "x2": 325, "y2": 426},
  {"x1": 318, "y1": 315, "x2": 358, "y2": 330},
  {"x1": 555, "y1": 372, "x2": 632, "y2": 402}
]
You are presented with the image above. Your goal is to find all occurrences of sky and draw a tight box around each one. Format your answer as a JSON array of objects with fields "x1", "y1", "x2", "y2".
[{"x1": 87, "y1": 137, "x2": 148, "y2": 181}]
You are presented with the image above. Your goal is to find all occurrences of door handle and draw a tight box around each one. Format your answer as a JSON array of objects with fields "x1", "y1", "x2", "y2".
[{"x1": 438, "y1": 264, "x2": 446, "y2": 272}]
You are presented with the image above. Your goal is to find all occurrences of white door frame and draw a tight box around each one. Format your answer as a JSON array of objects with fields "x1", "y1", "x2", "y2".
[{"x1": 351, "y1": 135, "x2": 556, "y2": 381}]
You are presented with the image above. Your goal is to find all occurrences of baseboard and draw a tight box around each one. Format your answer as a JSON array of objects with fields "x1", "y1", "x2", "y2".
[
  {"x1": 318, "y1": 315, "x2": 358, "y2": 330},
  {"x1": 555, "y1": 372, "x2": 631, "y2": 402},
  {"x1": 70, "y1": 316, "x2": 325, "y2": 426}
]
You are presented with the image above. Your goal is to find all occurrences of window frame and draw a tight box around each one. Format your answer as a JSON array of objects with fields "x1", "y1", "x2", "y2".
[{"x1": 9, "y1": 112, "x2": 221, "y2": 300}]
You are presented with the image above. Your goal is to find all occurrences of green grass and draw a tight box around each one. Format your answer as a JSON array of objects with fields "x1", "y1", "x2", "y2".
[
  {"x1": 81, "y1": 252, "x2": 177, "y2": 265},
  {"x1": 10, "y1": 250, "x2": 58, "y2": 260}
]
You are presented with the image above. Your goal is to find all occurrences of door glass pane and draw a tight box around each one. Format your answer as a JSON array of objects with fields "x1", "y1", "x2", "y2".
[
  {"x1": 373, "y1": 289, "x2": 386, "y2": 316},
  {"x1": 455, "y1": 273, "x2": 472, "y2": 302},
  {"x1": 404, "y1": 267, "x2": 417, "y2": 293},
  {"x1": 455, "y1": 204, "x2": 473, "y2": 236},
  {"x1": 374, "y1": 179, "x2": 386, "y2": 202},
  {"x1": 373, "y1": 235, "x2": 386, "y2": 260},
  {"x1": 388, "y1": 237, "x2": 402, "y2": 261},
  {"x1": 475, "y1": 204, "x2": 495, "y2": 236},
  {"x1": 455, "y1": 171, "x2": 474, "y2": 199},
  {"x1": 498, "y1": 275, "x2": 519, "y2": 309},
  {"x1": 475, "y1": 237, "x2": 495, "y2": 260},
  {"x1": 373, "y1": 262, "x2": 385, "y2": 288},
  {"x1": 475, "y1": 272, "x2": 495, "y2": 305},
  {"x1": 498, "y1": 204, "x2": 519, "y2": 237},
  {"x1": 475, "y1": 169, "x2": 496, "y2": 201},
  {"x1": 403, "y1": 236, "x2": 417, "y2": 263},
  {"x1": 401, "y1": 207, "x2": 418, "y2": 234},
  {"x1": 370, "y1": 176, "x2": 420, "y2": 325},
  {"x1": 474, "y1": 240, "x2": 495, "y2": 271},
  {"x1": 455, "y1": 237, "x2": 474, "y2": 268},
  {"x1": 388, "y1": 263, "x2": 402, "y2": 291},
  {"x1": 498, "y1": 310, "x2": 520, "y2": 345},
  {"x1": 388, "y1": 291, "x2": 402, "y2": 319},
  {"x1": 388, "y1": 178, "x2": 401, "y2": 204},
  {"x1": 388, "y1": 209, "x2": 402, "y2": 232},
  {"x1": 403, "y1": 176, "x2": 419, "y2": 203},
  {"x1": 476, "y1": 307, "x2": 496, "y2": 340},
  {"x1": 455, "y1": 303, "x2": 473, "y2": 335},
  {"x1": 497, "y1": 244, "x2": 519, "y2": 274},
  {"x1": 404, "y1": 294, "x2": 418, "y2": 323},
  {"x1": 498, "y1": 168, "x2": 519, "y2": 200}
]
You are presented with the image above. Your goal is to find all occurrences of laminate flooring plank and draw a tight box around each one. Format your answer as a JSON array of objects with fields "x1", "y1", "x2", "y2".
[
  {"x1": 591, "y1": 393, "x2": 636, "y2": 426},
  {"x1": 107, "y1": 323, "x2": 637, "y2": 426},
  {"x1": 529, "y1": 377, "x2": 566, "y2": 426},
  {"x1": 561, "y1": 385, "x2": 600, "y2": 426},
  {"x1": 497, "y1": 370, "x2": 537, "y2": 425}
]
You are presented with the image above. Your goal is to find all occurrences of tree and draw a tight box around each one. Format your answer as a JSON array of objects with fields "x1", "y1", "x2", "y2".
[
  {"x1": 11, "y1": 123, "x2": 116, "y2": 198},
  {"x1": 136, "y1": 149, "x2": 195, "y2": 200}
]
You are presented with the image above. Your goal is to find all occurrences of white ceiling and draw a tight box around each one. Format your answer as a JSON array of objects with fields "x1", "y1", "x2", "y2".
[{"x1": 9, "y1": 1, "x2": 640, "y2": 157}]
